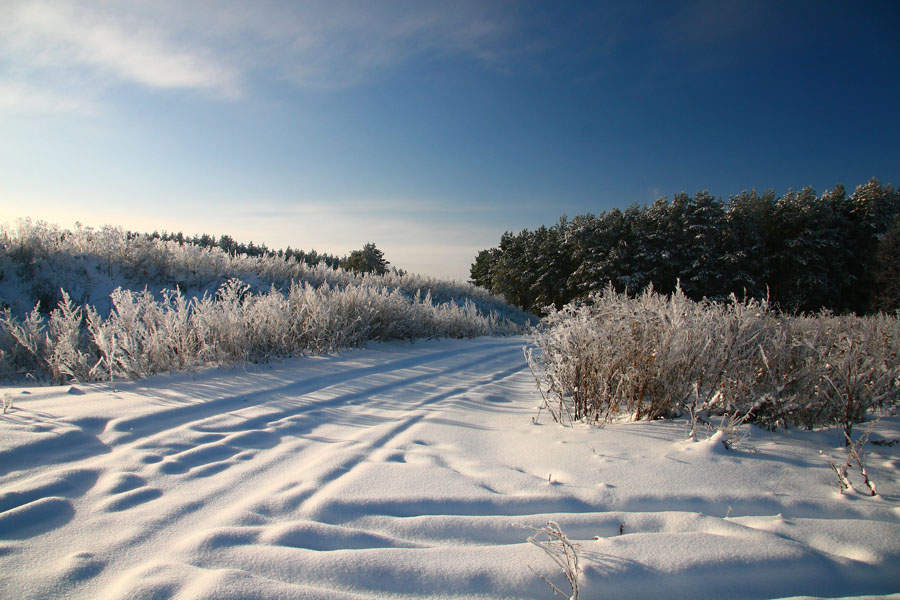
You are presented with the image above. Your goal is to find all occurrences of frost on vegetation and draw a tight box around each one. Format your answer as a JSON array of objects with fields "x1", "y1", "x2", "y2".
[
  {"x1": 0, "y1": 280, "x2": 523, "y2": 384},
  {"x1": 526, "y1": 284, "x2": 900, "y2": 436},
  {"x1": 829, "y1": 419, "x2": 881, "y2": 496},
  {"x1": 0, "y1": 219, "x2": 529, "y2": 384},
  {"x1": 527, "y1": 521, "x2": 580, "y2": 600},
  {"x1": 0, "y1": 218, "x2": 531, "y2": 324}
]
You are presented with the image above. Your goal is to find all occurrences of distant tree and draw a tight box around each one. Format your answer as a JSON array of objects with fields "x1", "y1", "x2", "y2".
[
  {"x1": 196, "y1": 233, "x2": 216, "y2": 249},
  {"x1": 218, "y1": 234, "x2": 237, "y2": 256},
  {"x1": 872, "y1": 213, "x2": 900, "y2": 312},
  {"x1": 680, "y1": 191, "x2": 727, "y2": 299},
  {"x1": 567, "y1": 210, "x2": 626, "y2": 295},
  {"x1": 342, "y1": 243, "x2": 390, "y2": 275},
  {"x1": 469, "y1": 248, "x2": 498, "y2": 289},
  {"x1": 639, "y1": 197, "x2": 680, "y2": 294},
  {"x1": 723, "y1": 190, "x2": 775, "y2": 300},
  {"x1": 527, "y1": 219, "x2": 576, "y2": 311}
]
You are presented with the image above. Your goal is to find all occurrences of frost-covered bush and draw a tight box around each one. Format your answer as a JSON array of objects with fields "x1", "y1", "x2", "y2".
[
  {"x1": 0, "y1": 217, "x2": 532, "y2": 383},
  {"x1": 0, "y1": 278, "x2": 524, "y2": 385},
  {"x1": 526, "y1": 284, "x2": 900, "y2": 433},
  {"x1": 0, "y1": 219, "x2": 531, "y2": 326}
]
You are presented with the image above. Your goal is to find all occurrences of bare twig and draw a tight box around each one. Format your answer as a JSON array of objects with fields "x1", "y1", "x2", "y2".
[{"x1": 527, "y1": 521, "x2": 580, "y2": 600}]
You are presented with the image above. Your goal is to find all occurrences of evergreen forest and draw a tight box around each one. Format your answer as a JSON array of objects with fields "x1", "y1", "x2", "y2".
[{"x1": 470, "y1": 179, "x2": 900, "y2": 315}]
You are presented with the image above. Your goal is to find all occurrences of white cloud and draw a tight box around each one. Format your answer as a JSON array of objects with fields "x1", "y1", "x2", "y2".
[
  {"x1": 0, "y1": 0, "x2": 515, "y2": 114},
  {"x1": 2, "y1": 1, "x2": 241, "y2": 99}
]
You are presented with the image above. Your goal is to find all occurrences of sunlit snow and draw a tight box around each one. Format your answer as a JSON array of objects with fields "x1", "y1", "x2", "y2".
[{"x1": 1, "y1": 337, "x2": 899, "y2": 599}]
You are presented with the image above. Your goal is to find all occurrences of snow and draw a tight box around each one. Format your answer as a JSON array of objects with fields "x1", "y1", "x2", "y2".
[{"x1": 1, "y1": 336, "x2": 899, "y2": 599}]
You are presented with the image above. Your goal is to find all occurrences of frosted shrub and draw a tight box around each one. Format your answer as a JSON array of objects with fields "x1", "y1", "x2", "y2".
[
  {"x1": 0, "y1": 295, "x2": 96, "y2": 383},
  {"x1": 527, "y1": 521, "x2": 580, "y2": 600},
  {"x1": 156, "y1": 288, "x2": 196, "y2": 371},
  {"x1": 0, "y1": 218, "x2": 528, "y2": 384},
  {"x1": 527, "y1": 285, "x2": 900, "y2": 431},
  {"x1": 526, "y1": 285, "x2": 765, "y2": 424},
  {"x1": 0, "y1": 304, "x2": 47, "y2": 377},
  {"x1": 802, "y1": 315, "x2": 900, "y2": 441},
  {"x1": 0, "y1": 277, "x2": 524, "y2": 385},
  {"x1": 45, "y1": 291, "x2": 95, "y2": 383},
  {"x1": 0, "y1": 218, "x2": 531, "y2": 327},
  {"x1": 85, "y1": 304, "x2": 119, "y2": 384}
]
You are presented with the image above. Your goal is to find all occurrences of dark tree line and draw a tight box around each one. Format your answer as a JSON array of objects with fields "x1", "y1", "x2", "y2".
[
  {"x1": 141, "y1": 231, "x2": 396, "y2": 275},
  {"x1": 471, "y1": 179, "x2": 900, "y2": 315},
  {"x1": 142, "y1": 230, "x2": 346, "y2": 269}
]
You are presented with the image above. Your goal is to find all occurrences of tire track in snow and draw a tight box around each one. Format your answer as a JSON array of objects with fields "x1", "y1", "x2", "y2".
[
  {"x1": 104, "y1": 339, "x2": 517, "y2": 445},
  {"x1": 265, "y1": 357, "x2": 529, "y2": 520},
  {"x1": 0, "y1": 337, "x2": 531, "y2": 599}
]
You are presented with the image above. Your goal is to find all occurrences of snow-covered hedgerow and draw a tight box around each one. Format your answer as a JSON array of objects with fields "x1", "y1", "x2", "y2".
[
  {"x1": 0, "y1": 219, "x2": 530, "y2": 326},
  {"x1": 0, "y1": 279, "x2": 524, "y2": 385},
  {"x1": 526, "y1": 284, "x2": 900, "y2": 433}
]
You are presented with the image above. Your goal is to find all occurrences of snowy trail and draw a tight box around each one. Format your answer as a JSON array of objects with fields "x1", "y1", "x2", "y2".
[{"x1": 2, "y1": 337, "x2": 900, "y2": 599}]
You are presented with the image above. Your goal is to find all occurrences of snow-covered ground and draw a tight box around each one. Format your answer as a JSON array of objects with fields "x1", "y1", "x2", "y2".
[{"x1": 1, "y1": 337, "x2": 899, "y2": 599}]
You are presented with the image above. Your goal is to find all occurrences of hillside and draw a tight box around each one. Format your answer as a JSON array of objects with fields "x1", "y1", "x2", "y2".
[
  {"x1": 0, "y1": 219, "x2": 532, "y2": 384},
  {"x1": 0, "y1": 219, "x2": 530, "y2": 324}
]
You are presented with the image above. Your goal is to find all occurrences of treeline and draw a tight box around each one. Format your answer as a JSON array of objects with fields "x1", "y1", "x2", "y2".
[
  {"x1": 471, "y1": 179, "x2": 900, "y2": 315},
  {"x1": 145, "y1": 231, "x2": 397, "y2": 275}
]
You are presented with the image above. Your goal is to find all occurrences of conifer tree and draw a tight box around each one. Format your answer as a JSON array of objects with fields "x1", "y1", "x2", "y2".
[
  {"x1": 681, "y1": 191, "x2": 727, "y2": 299},
  {"x1": 872, "y1": 213, "x2": 900, "y2": 312},
  {"x1": 343, "y1": 243, "x2": 390, "y2": 275},
  {"x1": 723, "y1": 189, "x2": 774, "y2": 300}
]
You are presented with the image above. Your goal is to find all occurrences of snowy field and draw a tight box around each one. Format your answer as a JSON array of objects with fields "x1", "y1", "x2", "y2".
[{"x1": 1, "y1": 337, "x2": 899, "y2": 599}]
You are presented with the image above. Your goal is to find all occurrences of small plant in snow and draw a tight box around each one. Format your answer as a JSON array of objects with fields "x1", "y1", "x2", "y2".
[
  {"x1": 527, "y1": 521, "x2": 580, "y2": 600},
  {"x1": 715, "y1": 407, "x2": 754, "y2": 451},
  {"x1": 2, "y1": 393, "x2": 12, "y2": 414},
  {"x1": 829, "y1": 419, "x2": 878, "y2": 496}
]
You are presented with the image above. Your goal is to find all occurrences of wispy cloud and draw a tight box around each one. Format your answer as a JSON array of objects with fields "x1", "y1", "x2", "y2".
[
  {"x1": 0, "y1": 0, "x2": 515, "y2": 114},
  {"x1": 4, "y1": 1, "x2": 240, "y2": 94},
  {"x1": 200, "y1": 0, "x2": 515, "y2": 91},
  {"x1": 0, "y1": 77, "x2": 96, "y2": 115}
]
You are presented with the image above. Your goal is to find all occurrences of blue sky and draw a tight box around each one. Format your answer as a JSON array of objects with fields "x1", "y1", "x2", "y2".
[{"x1": 1, "y1": 1, "x2": 898, "y2": 281}]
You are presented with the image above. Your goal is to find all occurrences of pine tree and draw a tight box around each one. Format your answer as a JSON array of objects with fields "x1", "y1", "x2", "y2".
[
  {"x1": 492, "y1": 231, "x2": 535, "y2": 311},
  {"x1": 770, "y1": 187, "x2": 845, "y2": 312},
  {"x1": 723, "y1": 189, "x2": 774, "y2": 300},
  {"x1": 872, "y1": 213, "x2": 900, "y2": 312},
  {"x1": 680, "y1": 191, "x2": 727, "y2": 300},
  {"x1": 342, "y1": 243, "x2": 390, "y2": 275},
  {"x1": 469, "y1": 248, "x2": 497, "y2": 289},
  {"x1": 470, "y1": 181, "x2": 899, "y2": 314},
  {"x1": 640, "y1": 197, "x2": 680, "y2": 295},
  {"x1": 843, "y1": 179, "x2": 900, "y2": 313},
  {"x1": 529, "y1": 218, "x2": 576, "y2": 311}
]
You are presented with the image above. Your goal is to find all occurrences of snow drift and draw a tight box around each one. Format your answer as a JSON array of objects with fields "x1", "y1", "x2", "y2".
[{"x1": 1, "y1": 337, "x2": 899, "y2": 599}]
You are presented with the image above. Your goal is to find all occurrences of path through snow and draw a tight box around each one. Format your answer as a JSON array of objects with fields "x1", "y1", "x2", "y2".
[{"x1": 1, "y1": 337, "x2": 899, "y2": 599}]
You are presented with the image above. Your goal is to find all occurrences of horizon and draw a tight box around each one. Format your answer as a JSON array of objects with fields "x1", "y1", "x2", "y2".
[{"x1": 2, "y1": 1, "x2": 898, "y2": 281}]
